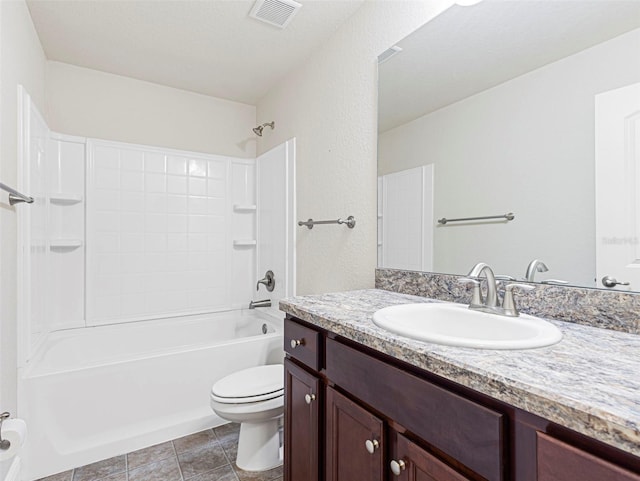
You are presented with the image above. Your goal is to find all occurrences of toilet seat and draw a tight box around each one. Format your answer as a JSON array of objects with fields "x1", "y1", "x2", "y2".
[{"x1": 211, "y1": 364, "x2": 283, "y2": 404}]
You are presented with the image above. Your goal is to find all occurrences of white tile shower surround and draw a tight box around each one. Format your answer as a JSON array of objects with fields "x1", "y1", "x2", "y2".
[
  {"x1": 35, "y1": 424, "x2": 283, "y2": 481},
  {"x1": 86, "y1": 140, "x2": 256, "y2": 325}
]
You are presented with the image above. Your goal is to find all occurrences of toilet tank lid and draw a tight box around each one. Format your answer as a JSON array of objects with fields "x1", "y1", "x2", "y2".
[{"x1": 211, "y1": 364, "x2": 284, "y2": 399}]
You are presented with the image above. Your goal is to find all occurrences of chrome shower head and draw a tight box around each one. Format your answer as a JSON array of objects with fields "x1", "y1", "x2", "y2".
[{"x1": 253, "y1": 121, "x2": 275, "y2": 136}]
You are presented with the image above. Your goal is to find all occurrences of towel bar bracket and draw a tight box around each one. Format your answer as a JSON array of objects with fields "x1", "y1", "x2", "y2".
[{"x1": 0, "y1": 182, "x2": 33, "y2": 205}]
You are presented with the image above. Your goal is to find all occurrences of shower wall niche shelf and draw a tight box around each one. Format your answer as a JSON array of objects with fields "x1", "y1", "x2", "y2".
[
  {"x1": 233, "y1": 240, "x2": 257, "y2": 247},
  {"x1": 49, "y1": 193, "x2": 83, "y2": 204},
  {"x1": 233, "y1": 204, "x2": 257, "y2": 212},
  {"x1": 50, "y1": 239, "x2": 83, "y2": 249}
]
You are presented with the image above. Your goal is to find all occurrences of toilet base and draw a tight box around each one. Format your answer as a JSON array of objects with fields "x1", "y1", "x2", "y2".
[{"x1": 236, "y1": 417, "x2": 283, "y2": 472}]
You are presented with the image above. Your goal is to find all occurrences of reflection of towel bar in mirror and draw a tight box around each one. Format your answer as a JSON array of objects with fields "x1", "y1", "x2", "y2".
[
  {"x1": 298, "y1": 216, "x2": 356, "y2": 229},
  {"x1": 438, "y1": 213, "x2": 514, "y2": 225}
]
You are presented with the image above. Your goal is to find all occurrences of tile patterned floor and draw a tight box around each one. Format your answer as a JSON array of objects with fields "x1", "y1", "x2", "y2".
[{"x1": 37, "y1": 424, "x2": 283, "y2": 481}]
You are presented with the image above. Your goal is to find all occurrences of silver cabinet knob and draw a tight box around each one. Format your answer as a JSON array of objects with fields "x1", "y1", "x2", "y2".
[
  {"x1": 290, "y1": 339, "x2": 304, "y2": 349},
  {"x1": 304, "y1": 393, "x2": 316, "y2": 404},
  {"x1": 602, "y1": 276, "x2": 630, "y2": 288},
  {"x1": 390, "y1": 459, "x2": 406, "y2": 476},
  {"x1": 365, "y1": 439, "x2": 379, "y2": 454}
]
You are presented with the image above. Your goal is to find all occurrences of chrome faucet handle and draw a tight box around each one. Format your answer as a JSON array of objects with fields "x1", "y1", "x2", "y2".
[
  {"x1": 540, "y1": 279, "x2": 569, "y2": 285},
  {"x1": 256, "y1": 270, "x2": 275, "y2": 292},
  {"x1": 458, "y1": 277, "x2": 483, "y2": 306},
  {"x1": 502, "y1": 283, "x2": 535, "y2": 317}
]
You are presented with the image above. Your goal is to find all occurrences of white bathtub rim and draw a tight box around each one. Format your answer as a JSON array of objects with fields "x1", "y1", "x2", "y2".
[
  {"x1": 23, "y1": 309, "x2": 282, "y2": 378},
  {"x1": 85, "y1": 303, "x2": 283, "y2": 327}
]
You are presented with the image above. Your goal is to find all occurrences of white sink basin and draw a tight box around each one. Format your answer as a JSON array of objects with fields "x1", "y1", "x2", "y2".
[{"x1": 372, "y1": 303, "x2": 562, "y2": 350}]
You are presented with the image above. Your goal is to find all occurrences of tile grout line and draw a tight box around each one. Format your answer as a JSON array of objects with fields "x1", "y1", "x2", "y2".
[
  {"x1": 214, "y1": 426, "x2": 243, "y2": 481},
  {"x1": 171, "y1": 439, "x2": 185, "y2": 481},
  {"x1": 212, "y1": 427, "x2": 241, "y2": 481}
]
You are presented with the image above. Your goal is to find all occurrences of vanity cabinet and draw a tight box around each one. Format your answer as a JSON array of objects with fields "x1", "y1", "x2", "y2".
[
  {"x1": 325, "y1": 386, "x2": 475, "y2": 481},
  {"x1": 283, "y1": 315, "x2": 640, "y2": 481},
  {"x1": 324, "y1": 336, "x2": 505, "y2": 481}
]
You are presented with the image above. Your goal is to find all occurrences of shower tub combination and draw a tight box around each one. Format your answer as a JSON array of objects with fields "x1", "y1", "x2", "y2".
[{"x1": 20, "y1": 309, "x2": 283, "y2": 480}]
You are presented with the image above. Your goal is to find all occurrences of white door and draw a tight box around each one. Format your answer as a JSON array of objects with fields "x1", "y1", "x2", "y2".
[
  {"x1": 379, "y1": 165, "x2": 434, "y2": 271},
  {"x1": 595, "y1": 82, "x2": 640, "y2": 290}
]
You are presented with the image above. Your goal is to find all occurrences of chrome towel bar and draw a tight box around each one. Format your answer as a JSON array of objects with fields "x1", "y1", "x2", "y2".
[
  {"x1": 298, "y1": 216, "x2": 356, "y2": 229},
  {"x1": 438, "y1": 212, "x2": 514, "y2": 225},
  {"x1": 0, "y1": 182, "x2": 33, "y2": 205}
]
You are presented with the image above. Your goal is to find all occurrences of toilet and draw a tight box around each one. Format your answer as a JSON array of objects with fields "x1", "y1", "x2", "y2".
[{"x1": 210, "y1": 364, "x2": 284, "y2": 472}]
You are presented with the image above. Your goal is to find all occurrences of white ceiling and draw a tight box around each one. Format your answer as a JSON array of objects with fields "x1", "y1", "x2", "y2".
[
  {"x1": 378, "y1": 0, "x2": 640, "y2": 132},
  {"x1": 26, "y1": 0, "x2": 365, "y2": 105}
]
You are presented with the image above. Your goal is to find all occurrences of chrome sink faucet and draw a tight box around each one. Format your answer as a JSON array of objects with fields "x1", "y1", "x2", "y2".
[
  {"x1": 525, "y1": 259, "x2": 568, "y2": 285},
  {"x1": 460, "y1": 262, "x2": 534, "y2": 317},
  {"x1": 525, "y1": 259, "x2": 548, "y2": 282},
  {"x1": 466, "y1": 262, "x2": 499, "y2": 308}
]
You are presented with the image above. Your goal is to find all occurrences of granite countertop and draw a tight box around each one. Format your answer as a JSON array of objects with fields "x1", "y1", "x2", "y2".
[{"x1": 280, "y1": 289, "x2": 640, "y2": 457}]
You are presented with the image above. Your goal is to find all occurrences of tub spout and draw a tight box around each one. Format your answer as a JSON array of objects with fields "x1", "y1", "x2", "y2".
[{"x1": 249, "y1": 299, "x2": 271, "y2": 309}]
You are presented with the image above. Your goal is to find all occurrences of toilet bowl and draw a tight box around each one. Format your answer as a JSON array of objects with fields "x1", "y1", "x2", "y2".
[{"x1": 210, "y1": 364, "x2": 284, "y2": 472}]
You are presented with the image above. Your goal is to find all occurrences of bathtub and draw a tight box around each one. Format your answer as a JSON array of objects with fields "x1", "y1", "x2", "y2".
[{"x1": 19, "y1": 309, "x2": 283, "y2": 480}]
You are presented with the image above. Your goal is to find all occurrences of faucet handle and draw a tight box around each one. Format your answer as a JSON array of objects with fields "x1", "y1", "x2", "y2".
[
  {"x1": 458, "y1": 277, "x2": 483, "y2": 306},
  {"x1": 257, "y1": 270, "x2": 275, "y2": 292},
  {"x1": 502, "y1": 283, "x2": 535, "y2": 317}
]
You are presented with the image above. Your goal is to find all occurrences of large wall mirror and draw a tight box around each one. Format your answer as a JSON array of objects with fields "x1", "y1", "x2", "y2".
[{"x1": 377, "y1": 0, "x2": 640, "y2": 291}]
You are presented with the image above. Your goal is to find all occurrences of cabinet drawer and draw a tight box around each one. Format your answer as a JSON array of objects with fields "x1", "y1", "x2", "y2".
[
  {"x1": 284, "y1": 317, "x2": 321, "y2": 371},
  {"x1": 537, "y1": 432, "x2": 640, "y2": 481},
  {"x1": 325, "y1": 338, "x2": 505, "y2": 481}
]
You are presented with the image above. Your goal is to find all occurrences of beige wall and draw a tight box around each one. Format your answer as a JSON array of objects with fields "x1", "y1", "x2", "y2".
[
  {"x1": 46, "y1": 61, "x2": 257, "y2": 158},
  {"x1": 256, "y1": 0, "x2": 452, "y2": 295},
  {"x1": 0, "y1": 0, "x2": 47, "y2": 414}
]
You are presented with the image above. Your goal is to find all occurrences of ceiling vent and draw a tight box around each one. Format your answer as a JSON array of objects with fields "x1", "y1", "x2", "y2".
[
  {"x1": 249, "y1": 0, "x2": 302, "y2": 29},
  {"x1": 378, "y1": 46, "x2": 403, "y2": 64}
]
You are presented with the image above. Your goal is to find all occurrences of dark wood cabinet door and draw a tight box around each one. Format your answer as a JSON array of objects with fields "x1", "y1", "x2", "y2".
[
  {"x1": 391, "y1": 433, "x2": 473, "y2": 481},
  {"x1": 537, "y1": 432, "x2": 640, "y2": 481},
  {"x1": 284, "y1": 358, "x2": 320, "y2": 481},
  {"x1": 326, "y1": 387, "x2": 384, "y2": 481}
]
